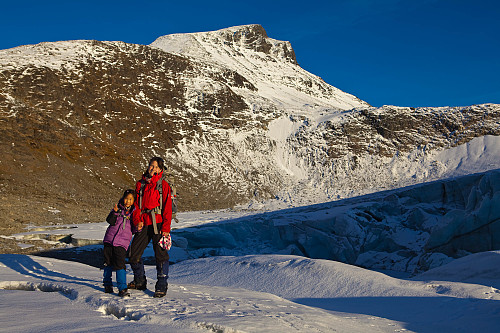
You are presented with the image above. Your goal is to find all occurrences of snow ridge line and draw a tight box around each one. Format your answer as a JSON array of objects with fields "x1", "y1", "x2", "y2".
[{"x1": 0, "y1": 281, "x2": 78, "y2": 300}]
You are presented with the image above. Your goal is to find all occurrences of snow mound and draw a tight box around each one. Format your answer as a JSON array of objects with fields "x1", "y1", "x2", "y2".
[
  {"x1": 170, "y1": 255, "x2": 429, "y2": 299},
  {"x1": 435, "y1": 135, "x2": 500, "y2": 177},
  {"x1": 0, "y1": 281, "x2": 78, "y2": 299},
  {"x1": 415, "y1": 250, "x2": 500, "y2": 287},
  {"x1": 0, "y1": 254, "x2": 395, "y2": 332}
]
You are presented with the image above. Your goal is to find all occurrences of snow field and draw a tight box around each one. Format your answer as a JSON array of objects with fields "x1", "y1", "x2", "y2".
[
  {"x1": 1, "y1": 252, "x2": 500, "y2": 332},
  {"x1": 1, "y1": 254, "x2": 412, "y2": 332}
]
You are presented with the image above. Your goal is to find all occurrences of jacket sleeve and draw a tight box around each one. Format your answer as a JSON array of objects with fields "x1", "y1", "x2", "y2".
[
  {"x1": 106, "y1": 210, "x2": 118, "y2": 226},
  {"x1": 131, "y1": 207, "x2": 141, "y2": 232},
  {"x1": 161, "y1": 180, "x2": 172, "y2": 233}
]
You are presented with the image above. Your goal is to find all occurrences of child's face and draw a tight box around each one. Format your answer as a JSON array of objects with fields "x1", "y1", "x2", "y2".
[{"x1": 123, "y1": 194, "x2": 134, "y2": 208}]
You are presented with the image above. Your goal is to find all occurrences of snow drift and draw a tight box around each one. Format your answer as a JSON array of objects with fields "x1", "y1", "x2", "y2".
[{"x1": 2, "y1": 251, "x2": 500, "y2": 332}]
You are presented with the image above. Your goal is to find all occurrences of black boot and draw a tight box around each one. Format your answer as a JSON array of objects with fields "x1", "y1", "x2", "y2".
[
  {"x1": 127, "y1": 278, "x2": 147, "y2": 290},
  {"x1": 128, "y1": 261, "x2": 147, "y2": 290},
  {"x1": 104, "y1": 285, "x2": 114, "y2": 293},
  {"x1": 118, "y1": 288, "x2": 130, "y2": 297},
  {"x1": 153, "y1": 286, "x2": 167, "y2": 298},
  {"x1": 154, "y1": 261, "x2": 169, "y2": 298}
]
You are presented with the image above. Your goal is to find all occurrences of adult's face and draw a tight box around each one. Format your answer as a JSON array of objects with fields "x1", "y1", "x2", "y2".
[{"x1": 148, "y1": 161, "x2": 161, "y2": 177}]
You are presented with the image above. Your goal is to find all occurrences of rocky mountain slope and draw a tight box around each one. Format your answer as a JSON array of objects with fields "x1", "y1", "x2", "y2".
[{"x1": 1, "y1": 24, "x2": 499, "y2": 237}]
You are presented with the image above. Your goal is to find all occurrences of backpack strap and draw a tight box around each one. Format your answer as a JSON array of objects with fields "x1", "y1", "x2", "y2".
[
  {"x1": 163, "y1": 170, "x2": 179, "y2": 223},
  {"x1": 150, "y1": 175, "x2": 166, "y2": 235},
  {"x1": 156, "y1": 174, "x2": 164, "y2": 211},
  {"x1": 151, "y1": 210, "x2": 159, "y2": 234},
  {"x1": 117, "y1": 208, "x2": 132, "y2": 230},
  {"x1": 120, "y1": 211, "x2": 131, "y2": 230},
  {"x1": 138, "y1": 179, "x2": 147, "y2": 210}
]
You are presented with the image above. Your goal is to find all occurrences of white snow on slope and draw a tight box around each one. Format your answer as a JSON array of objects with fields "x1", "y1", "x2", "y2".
[
  {"x1": 267, "y1": 116, "x2": 308, "y2": 178},
  {"x1": 170, "y1": 254, "x2": 500, "y2": 332},
  {"x1": 151, "y1": 25, "x2": 369, "y2": 111},
  {"x1": 264, "y1": 133, "x2": 500, "y2": 207},
  {"x1": 415, "y1": 250, "x2": 500, "y2": 286},
  {"x1": 0, "y1": 40, "x2": 117, "y2": 72},
  {"x1": 1, "y1": 252, "x2": 499, "y2": 332},
  {"x1": 434, "y1": 135, "x2": 500, "y2": 178}
]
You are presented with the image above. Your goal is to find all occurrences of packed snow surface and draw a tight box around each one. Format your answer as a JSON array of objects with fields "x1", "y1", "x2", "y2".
[{"x1": 1, "y1": 252, "x2": 500, "y2": 332}]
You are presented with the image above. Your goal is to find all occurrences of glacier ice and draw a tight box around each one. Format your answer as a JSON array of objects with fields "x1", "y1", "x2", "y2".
[{"x1": 171, "y1": 169, "x2": 500, "y2": 273}]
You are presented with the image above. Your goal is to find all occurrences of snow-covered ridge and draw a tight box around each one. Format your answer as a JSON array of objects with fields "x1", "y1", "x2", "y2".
[
  {"x1": 151, "y1": 24, "x2": 369, "y2": 111},
  {"x1": 0, "y1": 40, "x2": 133, "y2": 72},
  {"x1": 153, "y1": 24, "x2": 297, "y2": 64}
]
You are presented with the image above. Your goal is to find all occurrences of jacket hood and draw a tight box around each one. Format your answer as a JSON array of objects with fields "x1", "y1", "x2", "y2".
[{"x1": 142, "y1": 170, "x2": 163, "y2": 183}]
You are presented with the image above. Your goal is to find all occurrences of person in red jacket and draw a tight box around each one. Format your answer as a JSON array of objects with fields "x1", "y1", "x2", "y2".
[{"x1": 128, "y1": 156, "x2": 172, "y2": 298}]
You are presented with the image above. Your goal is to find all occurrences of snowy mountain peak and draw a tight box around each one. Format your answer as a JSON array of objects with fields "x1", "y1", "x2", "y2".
[
  {"x1": 214, "y1": 24, "x2": 297, "y2": 64},
  {"x1": 152, "y1": 24, "x2": 297, "y2": 65},
  {"x1": 152, "y1": 25, "x2": 368, "y2": 111}
]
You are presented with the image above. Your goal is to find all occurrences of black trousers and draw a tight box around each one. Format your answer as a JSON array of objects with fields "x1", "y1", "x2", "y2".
[
  {"x1": 103, "y1": 243, "x2": 127, "y2": 270},
  {"x1": 129, "y1": 224, "x2": 169, "y2": 264}
]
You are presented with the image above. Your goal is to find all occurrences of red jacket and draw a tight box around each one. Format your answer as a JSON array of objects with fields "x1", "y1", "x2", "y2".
[{"x1": 134, "y1": 171, "x2": 172, "y2": 233}]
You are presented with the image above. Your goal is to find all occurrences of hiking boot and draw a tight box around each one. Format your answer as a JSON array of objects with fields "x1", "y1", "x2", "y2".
[
  {"x1": 153, "y1": 290, "x2": 166, "y2": 298},
  {"x1": 153, "y1": 281, "x2": 168, "y2": 298},
  {"x1": 104, "y1": 285, "x2": 114, "y2": 293},
  {"x1": 118, "y1": 288, "x2": 130, "y2": 297},
  {"x1": 127, "y1": 279, "x2": 147, "y2": 290}
]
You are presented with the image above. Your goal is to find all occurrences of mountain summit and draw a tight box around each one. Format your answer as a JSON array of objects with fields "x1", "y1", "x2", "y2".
[
  {"x1": 151, "y1": 25, "x2": 368, "y2": 111},
  {"x1": 153, "y1": 24, "x2": 298, "y2": 64}
]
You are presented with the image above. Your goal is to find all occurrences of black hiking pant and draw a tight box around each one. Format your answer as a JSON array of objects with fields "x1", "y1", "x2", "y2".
[
  {"x1": 129, "y1": 223, "x2": 169, "y2": 265},
  {"x1": 103, "y1": 243, "x2": 127, "y2": 270},
  {"x1": 128, "y1": 224, "x2": 169, "y2": 291}
]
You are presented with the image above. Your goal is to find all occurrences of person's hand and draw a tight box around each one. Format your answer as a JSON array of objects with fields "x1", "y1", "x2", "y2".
[
  {"x1": 162, "y1": 231, "x2": 169, "y2": 237},
  {"x1": 113, "y1": 204, "x2": 119, "y2": 212},
  {"x1": 137, "y1": 221, "x2": 144, "y2": 231}
]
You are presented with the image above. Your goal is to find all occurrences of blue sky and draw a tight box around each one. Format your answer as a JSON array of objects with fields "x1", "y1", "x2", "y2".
[{"x1": 1, "y1": 0, "x2": 499, "y2": 107}]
